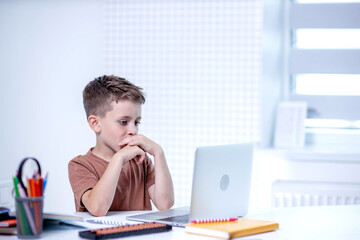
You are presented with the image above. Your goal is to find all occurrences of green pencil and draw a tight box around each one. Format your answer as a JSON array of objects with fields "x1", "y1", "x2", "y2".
[
  {"x1": 13, "y1": 176, "x2": 32, "y2": 235},
  {"x1": 12, "y1": 176, "x2": 20, "y2": 197}
]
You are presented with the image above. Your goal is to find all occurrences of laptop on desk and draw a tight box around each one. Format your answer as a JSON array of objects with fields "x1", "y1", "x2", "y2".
[{"x1": 126, "y1": 143, "x2": 253, "y2": 227}]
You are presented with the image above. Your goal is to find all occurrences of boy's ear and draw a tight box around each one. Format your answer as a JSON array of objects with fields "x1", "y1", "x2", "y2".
[{"x1": 88, "y1": 115, "x2": 101, "y2": 133}]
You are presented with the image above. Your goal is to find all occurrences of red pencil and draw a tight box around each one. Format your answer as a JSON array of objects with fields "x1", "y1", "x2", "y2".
[
  {"x1": 38, "y1": 178, "x2": 43, "y2": 197},
  {"x1": 191, "y1": 218, "x2": 238, "y2": 223}
]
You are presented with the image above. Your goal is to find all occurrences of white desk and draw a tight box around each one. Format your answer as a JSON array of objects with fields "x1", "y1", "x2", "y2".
[{"x1": 2, "y1": 205, "x2": 360, "y2": 239}]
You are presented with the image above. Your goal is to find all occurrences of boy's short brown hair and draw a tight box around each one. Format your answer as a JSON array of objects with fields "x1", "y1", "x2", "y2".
[{"x1": 83, "y1": 75, "x2": 145, "y2": 118}]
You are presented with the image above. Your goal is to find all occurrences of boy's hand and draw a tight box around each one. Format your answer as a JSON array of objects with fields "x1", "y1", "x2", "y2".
[
  {"x1": 120, "y1": 134, "x2": 174, "y2": 210},
  {"x1": 113, "y1": 144, "x2": 146, "y2": 165},
  {"x1": 119, "y1": 134, "x2": 162, "y2": 157}
]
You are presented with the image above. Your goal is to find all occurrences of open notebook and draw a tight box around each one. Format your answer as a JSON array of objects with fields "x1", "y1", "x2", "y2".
[
  {"x1": 45, "y1": 213, "x2": 125, "y2": 229},
  {"x1": 10, "y1": 211, "x2": 126, "y2": 229}
]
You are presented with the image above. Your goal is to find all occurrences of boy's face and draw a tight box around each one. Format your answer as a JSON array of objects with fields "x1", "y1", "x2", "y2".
[{"x1": 96, "y1": 100, "x2": 142, "y2": 154}]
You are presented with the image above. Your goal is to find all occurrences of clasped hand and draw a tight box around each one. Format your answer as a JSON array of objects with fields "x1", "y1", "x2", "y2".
[{"x1": 114, "y1": 134, "x2": 161, "y2": 165}]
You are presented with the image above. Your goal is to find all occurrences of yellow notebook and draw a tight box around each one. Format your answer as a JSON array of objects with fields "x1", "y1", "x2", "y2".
[{"x1": 185, "y1": 218, "x2": 279, "y2": 239}]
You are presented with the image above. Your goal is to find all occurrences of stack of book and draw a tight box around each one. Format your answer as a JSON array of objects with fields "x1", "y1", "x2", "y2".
[{"x1": 0, "y1": 207, "x2": 17, "y2": 235}]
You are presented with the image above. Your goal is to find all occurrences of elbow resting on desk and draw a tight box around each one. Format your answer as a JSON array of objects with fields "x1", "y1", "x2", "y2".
[
  {"x1": 156, "y1": 201, "x2": 174, "y2": 211},
  {"x1": 153, "y1": 195, "x2": 174, "y2": 210},
  {"x1": 86, "y1": 203, "x2": 109, "y2": 217},
  {"x1": 148, "y1": 180, "x2": 175, "y2": 210},
  {"x1": 82, "y1": 190, "x2": 111, "y2": 217}
]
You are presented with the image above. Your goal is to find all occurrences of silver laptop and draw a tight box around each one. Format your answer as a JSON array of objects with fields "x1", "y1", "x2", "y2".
[{"x1": 126, "y1": 143, "x2": 253, "y2": 227}]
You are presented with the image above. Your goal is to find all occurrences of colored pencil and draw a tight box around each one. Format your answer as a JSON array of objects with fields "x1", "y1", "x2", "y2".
[{"x1": 191, "y1": 218, "x2": 238, "y2": 223}]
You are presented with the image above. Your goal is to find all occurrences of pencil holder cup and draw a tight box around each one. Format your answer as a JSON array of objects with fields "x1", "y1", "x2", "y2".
[{"x1": 15, "y1": 196, "x2": 44, "y2": 238}]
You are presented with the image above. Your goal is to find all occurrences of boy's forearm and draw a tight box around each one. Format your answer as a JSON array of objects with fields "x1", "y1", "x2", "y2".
[
  {"x1": 152, "y1": 151, "x2": 175, "y2": 210},
  {"x1": 82, "y1": 159, "x2": 123, "y2": 216}
]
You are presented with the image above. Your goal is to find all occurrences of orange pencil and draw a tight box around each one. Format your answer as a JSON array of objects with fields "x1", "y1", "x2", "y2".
[
  {"x1": 26, "y1": 178, "x2": 32, "y2": 197},
  {"x1": 29, "y1": 178, "x2": 36, "y2": 197},
  {"x1": 30, "y1": 178, "x2": 41, "y2": 233}
]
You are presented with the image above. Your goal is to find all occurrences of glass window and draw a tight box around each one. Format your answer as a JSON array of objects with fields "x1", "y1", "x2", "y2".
[
  {"x1": 287, "y1": 0, "x2": 360, "y2": 127},
  {"x1": 295, "y1": 74, "x2": 360, "y2": 96},
  {"x1": 295, "y1": 29, "x2": 360, "y2": 49}
]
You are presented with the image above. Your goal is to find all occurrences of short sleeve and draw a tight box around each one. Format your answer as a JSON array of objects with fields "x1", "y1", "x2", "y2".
[
  {"x1": 144, "y1": 155, "x2": 155, "y2": 190},
  {"x1": 68, "y1": 158, "x2": 98, "y2": 212}
]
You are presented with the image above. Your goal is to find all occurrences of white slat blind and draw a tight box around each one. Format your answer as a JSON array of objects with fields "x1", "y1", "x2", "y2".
[
  {"x1": 290, "y1": 50, "x2": 360, "y2": 74},
  {"x1": 286, "y1": 1, "x2": 360, "y2": 125},
  {"x1": 290, "y1": 3, "x2": 360, "y2": 28}
]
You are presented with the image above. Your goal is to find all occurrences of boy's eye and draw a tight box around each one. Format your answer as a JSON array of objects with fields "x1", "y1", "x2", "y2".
[
  {"x1": 119, "y1": 120, "x2": 128, "y2": 125},
  {"x1": 135, "y1": 121, "x2": 141, "y2": 126}
]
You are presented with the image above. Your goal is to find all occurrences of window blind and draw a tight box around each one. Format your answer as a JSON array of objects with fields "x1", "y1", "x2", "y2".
[{"x1": 286, "y1": 1, "x2": 360, "y2": 124}]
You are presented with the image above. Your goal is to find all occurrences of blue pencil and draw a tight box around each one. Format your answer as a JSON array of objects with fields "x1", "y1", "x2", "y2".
[{"x1": 42, "y1": 172, "x2": 48, "y2": 195}]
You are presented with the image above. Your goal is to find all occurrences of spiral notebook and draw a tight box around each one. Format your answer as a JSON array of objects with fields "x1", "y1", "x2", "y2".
[{"x1": 41, "y1": 212, "x2": 124, "y2": 229}]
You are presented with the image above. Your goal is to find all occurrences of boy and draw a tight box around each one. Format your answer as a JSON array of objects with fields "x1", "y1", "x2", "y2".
[{"x1": 68, "y1": 75, "x2": 174, "y2": 216}]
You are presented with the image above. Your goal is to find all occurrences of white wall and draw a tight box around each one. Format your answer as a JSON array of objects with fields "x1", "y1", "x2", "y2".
[
  {"x1": 103, "y1": 0, "x2": 263, "y2": 207},
  {"x1": 0, "y1": 0, "x2": 267, "y2": 212},
  {"x1": 0, "y1": 0, "x2": 103, "y2": 212},
  {"x1": 261, "y1": 0, "x2": 284, "y2": 147}
]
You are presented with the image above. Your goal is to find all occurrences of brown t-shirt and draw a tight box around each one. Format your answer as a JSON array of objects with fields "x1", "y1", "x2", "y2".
[{"x1": 68, "y1": 149, "x2": 155, "y2": 212}]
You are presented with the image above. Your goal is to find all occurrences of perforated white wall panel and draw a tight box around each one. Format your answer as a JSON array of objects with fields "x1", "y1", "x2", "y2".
[{"x1": 104, "y1": 0, "x2": 262, "y2": 207}]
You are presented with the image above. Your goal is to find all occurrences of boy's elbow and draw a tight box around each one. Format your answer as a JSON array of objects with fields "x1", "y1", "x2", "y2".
[
  {"x1": 157, "y1": 198, "x2": 174, "y2": 210},
  {"x1": 91, "y1": 209, "x2": 107, "y2": 217},
  {"x1": 168, "y1": 198, "x2": 175, "y2": 209},
  {"x1": 87, "y1": 204, "x2": 108, "y2": 217},
  {"x1": 82, "y1": 191, "x2": 109, "y2": 217},
  {"x1": 164, "y1": 201, "x2": 174, "y2": 210}
]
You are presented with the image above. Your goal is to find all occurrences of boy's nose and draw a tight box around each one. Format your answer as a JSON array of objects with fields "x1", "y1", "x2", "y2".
[{"x1": 127, "y1": 124, "x2": 138, "y2": 136}]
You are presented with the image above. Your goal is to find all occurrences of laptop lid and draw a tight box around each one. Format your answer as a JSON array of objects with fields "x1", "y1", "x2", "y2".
[
  {"x1": 126, "y1": 143, "x2": 253, "y2": 227},
  {"x1": 189, "y1": 143, "x2": 253, "y2": 221}
]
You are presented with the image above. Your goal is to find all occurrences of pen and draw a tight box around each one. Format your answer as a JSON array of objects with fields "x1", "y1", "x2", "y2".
[{"x1": 191, "y1": 217, "x2": 238, "y2": 223}]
